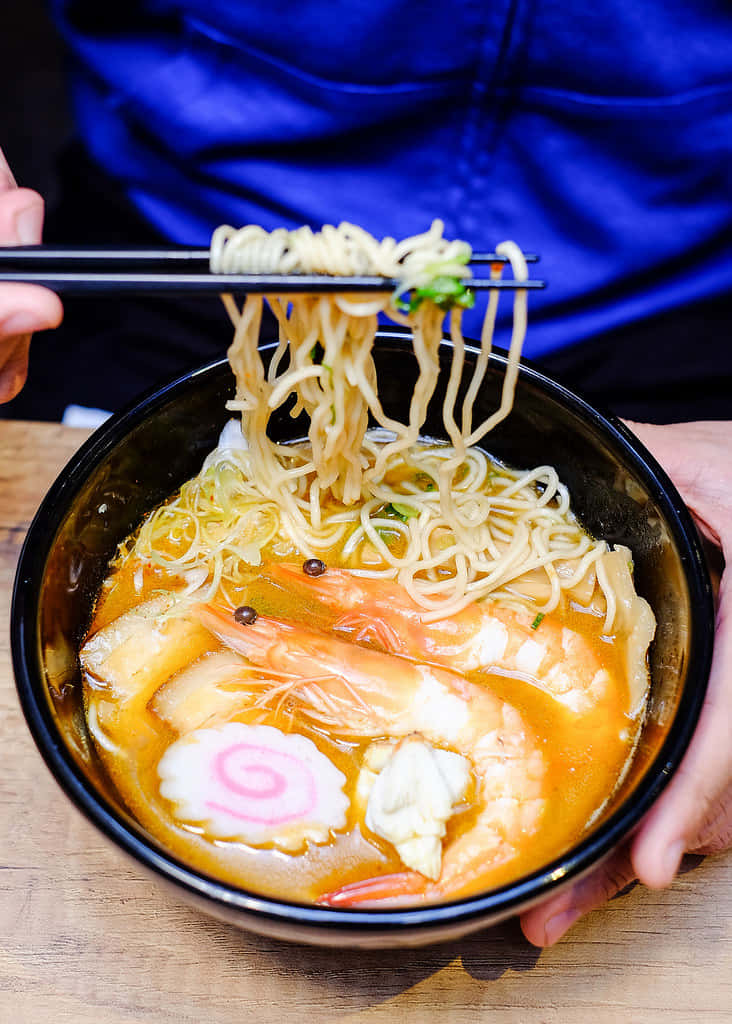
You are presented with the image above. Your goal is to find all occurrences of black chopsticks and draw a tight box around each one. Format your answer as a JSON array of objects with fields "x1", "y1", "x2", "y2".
[{"x1": 0, "y1": 246, "x2": 544, "y2": 296}]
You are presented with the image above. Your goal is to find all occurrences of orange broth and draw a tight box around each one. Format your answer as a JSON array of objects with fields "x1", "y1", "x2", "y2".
[{"x1": 83, "y1": 544, "x2": 638, "y2": 905}]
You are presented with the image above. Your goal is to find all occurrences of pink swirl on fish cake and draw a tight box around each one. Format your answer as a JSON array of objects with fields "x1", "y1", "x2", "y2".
[
  {"x1": 157, "y1": 722, "x2": 349, "y2": 850},
  {"x1": 206, "y1": 741, "x2": 316, "y2": 825}
]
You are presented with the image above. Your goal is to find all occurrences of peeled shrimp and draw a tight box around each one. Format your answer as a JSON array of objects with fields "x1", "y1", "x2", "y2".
[
  {"x1": 194, "y1": 602, "x2": 547, "y2": 907},
  {"x1": 265, "y1": 563, "x2": 619, "y2": 715}
]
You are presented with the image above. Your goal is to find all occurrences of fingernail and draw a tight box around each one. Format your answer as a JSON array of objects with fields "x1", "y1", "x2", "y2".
[
  {"x1": 543, "y1": 906, "x2": 581, "y2": 946},
  {"x1": 14, "y1": 202, "x2": 44, "y2": 245},
  {"x1": 661, "y1": 839, "x2": 686, "y2": 884}
]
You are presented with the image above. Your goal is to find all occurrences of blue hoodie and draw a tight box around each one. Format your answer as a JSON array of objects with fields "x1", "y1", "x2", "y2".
[{"x1": 50, "y1": 1, "x2": 732, "y2": 356}]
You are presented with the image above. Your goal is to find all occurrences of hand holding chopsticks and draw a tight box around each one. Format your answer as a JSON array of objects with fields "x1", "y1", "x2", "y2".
[{"x1": 0, "y1": 151, "x2": 64, "y2": 400}]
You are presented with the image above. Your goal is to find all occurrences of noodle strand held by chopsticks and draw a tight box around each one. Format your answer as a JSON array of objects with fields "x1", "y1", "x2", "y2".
[
  {"x1": 134, "y1": 220, "x2": 608, "y2": 618},
  {"x1": 218, "y1": 220, "x2": 519, "y2": 505}
]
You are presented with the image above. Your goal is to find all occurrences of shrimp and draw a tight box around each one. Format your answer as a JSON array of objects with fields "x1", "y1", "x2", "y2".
[
  {"x1": 194, "y1": 602, "x2": 547, "y2": 907},
  {"x1": 264, "y1": 563, "x2": 618, "y2": 715}
]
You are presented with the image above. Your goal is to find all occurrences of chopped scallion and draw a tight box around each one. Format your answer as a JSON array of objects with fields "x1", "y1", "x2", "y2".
[
  {"x1": 385, "y1": 502, "x2": 419, "y2": 522},
  {"x1": 414, "y1": 471, "x2": 437, "y2": 492},
  {"x1": 404, "y1": 277, "x2": 476, "y2": 314}
]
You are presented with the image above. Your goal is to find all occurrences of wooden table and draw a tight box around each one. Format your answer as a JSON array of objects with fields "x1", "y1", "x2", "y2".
[{"x1": 1, "y1": 420, "x2": 730, "y2": 1024}]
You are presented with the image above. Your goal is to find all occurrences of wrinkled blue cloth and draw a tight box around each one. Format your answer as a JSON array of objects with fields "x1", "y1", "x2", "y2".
[{"x1": 50, "y1": 1, "x2": 732, "y2": 355}]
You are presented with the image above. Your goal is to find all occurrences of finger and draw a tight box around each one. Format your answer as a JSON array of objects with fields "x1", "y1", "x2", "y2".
[
  {"x1": 0, "y1": 283, "x2": 64, "y2": 335},
  {"x1": 0, "y1": 284, "x2": 63, "y2": 402},
  {"x1": 0, "y1": 186, "x2": 45, "y2": 244},
  {"x1": 625, "y1": 420, "x2": 729, "y2": 546},
  {"x1": 0, "y1": 333, "x2": 32, "y2": 401},
  {"x1": 0, "y1": 146, "x2": 18, "y2": 189},
  {"x1": 0, "y1": 155, "x2": 64, "y2": 402},
  {"x1": 632, "y1": 573, "x2": 732, "y2": 885},
  {"x1": 0, "y1": 186, "x2": 64, "y2": 333},
  {"x1": 520, "y1": 843, "x2": 636, "y2": 946}
]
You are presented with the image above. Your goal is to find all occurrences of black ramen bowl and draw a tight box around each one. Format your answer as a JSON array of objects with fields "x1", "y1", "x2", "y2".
[{"x1": 12, "y1": 327, "x2": 714, "y2": 948}]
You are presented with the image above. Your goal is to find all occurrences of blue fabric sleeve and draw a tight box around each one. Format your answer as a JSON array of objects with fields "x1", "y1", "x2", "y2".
[{"x1": 49, "y1": 0, "x2": 732, "y2": 356}]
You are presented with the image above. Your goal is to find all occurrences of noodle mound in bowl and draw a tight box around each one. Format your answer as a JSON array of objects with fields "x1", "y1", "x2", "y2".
[{"x1": 13, "y1": 329, "x2": 712, "y2": 948}]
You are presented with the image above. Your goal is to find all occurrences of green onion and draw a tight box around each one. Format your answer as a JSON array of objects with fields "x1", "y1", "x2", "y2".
[
  {"x1": 393, "y1": 253, "x2": 476, "y2": 314},
  {"x1": 414, "y1": 471, "x2": 437, "y2": 492},
  {"x1": 404, "y1": 277, "x2": 476, "y2": 314},
  {"x1": 531, "y1": 613, "x2": 544, "y2": 631},
  {"x1": 385, "y1": 502, "x2": 419, "y2": 522}
]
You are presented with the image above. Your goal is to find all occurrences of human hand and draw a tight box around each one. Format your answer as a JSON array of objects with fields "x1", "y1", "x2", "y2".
[
  {"x1": 521, "y1": 420, "x2": 731, "y2": 946},
  {"x1": 0, "y1": 148, "x2": 63, "y2": 401}
]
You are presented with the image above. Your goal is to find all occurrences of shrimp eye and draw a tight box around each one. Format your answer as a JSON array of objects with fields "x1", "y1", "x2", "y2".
[
  {"x1": 233, "y1": 605, "x2": 258, "y2": 625},
  {"x1": 303, "y1": 558, "x2": 327, "y2": 577}
]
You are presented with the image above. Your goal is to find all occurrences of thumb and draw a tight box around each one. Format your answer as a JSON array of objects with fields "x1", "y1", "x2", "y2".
[
  {"x1": 520, "y1": 843, "x2": 636, "y2": 946},
  {"x1": 632, "y1": 572, "x2": 732, "y2": 885},
  {"x1": 622, "y1": 421, "x2": 732, "y2": 883}
]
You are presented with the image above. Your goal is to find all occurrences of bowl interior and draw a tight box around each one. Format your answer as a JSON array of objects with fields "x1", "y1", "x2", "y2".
[{"x1": 13, "y1": 328, "x2": 713, "y2": 939}]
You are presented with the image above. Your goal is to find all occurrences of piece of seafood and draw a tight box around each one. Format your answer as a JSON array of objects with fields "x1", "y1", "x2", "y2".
[
  {"x1": 194, "y1": 602, "x2": 547, "y2": 906},
  {"x1": 157, "y1": 721, "x2": 350, "y2": 853},
  {"x1": 264, "y1": 563, "x2": 621, "y2": 715}
]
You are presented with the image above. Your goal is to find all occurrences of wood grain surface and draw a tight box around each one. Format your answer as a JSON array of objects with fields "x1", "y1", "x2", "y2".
[{"x1": 1, "y1": 420, "x2": 730, "y2": 1024}]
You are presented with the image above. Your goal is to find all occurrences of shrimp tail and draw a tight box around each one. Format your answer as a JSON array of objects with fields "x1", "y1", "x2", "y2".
[{"x1": 318, "y1": 871, "x2": 427, "y2": 908}]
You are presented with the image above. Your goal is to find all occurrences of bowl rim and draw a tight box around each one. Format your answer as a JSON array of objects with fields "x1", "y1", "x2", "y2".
[{"x1": 11, "y1": 330, "x2": 715, "y2": 934}]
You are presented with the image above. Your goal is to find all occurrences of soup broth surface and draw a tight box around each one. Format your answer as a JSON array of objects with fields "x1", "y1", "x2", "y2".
[{"x1": 81, "y1": 439, "x2": 644, "y2": 906}]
